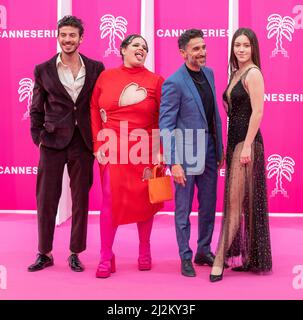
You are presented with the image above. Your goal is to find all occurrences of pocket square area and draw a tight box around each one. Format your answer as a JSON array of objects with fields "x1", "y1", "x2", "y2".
[{"x1": 119, "y1": 82, "x2": 147, "y2": 107}]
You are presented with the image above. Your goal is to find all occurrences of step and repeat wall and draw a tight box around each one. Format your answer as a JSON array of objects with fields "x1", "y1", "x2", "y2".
[
  {"x1": 72, "y1": 0, "x2": 142, "y2": 212},
  {"x1": 239, "y1": 0, "x2": 303, "y2": 213},
  {"x1": 0, "y1": 0, "x2": 57, "y2": 210},
  {"x1": 154, "y1": 0, "x2": 228, "y2": 212},
  {"x1": 72, "y1": 0, "x2": 229, "y2": 212},
  {"x1": 0, "y1": 0, "x2": 302, "y2": 214}
]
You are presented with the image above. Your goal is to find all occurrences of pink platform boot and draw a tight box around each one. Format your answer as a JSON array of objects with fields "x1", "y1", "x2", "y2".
[
  {"x1": 96, "y1": 255, "x2": 116, "y2": 278},
  {"x1": 137, "y1": 217, "x2": 153, "y2": 271}
]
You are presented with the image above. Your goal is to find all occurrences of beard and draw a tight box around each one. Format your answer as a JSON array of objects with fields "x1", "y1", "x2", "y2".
[
  {"x1": 188, "y1": 56, "x2": 206, "y2": 69},
  {"x1": 195, "y1": 56, "x2": 206, "y2": 67}
]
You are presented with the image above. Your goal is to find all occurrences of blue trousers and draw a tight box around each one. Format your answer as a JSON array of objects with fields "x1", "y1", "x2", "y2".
[{"x1": 174, "y1": 136, "x2": 218, "y2": 260}]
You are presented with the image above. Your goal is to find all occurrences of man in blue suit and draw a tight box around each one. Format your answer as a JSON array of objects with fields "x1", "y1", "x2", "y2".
[{"x1": 159, "y1": 29, "x2": 224, "y2": 277}]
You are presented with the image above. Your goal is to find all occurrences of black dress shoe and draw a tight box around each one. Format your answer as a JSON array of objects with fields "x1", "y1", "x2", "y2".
[
  {"x1": 194, "y1": 252, "x2": 229, "y2": 268},
  {"x1": 210, "y1": 267, "x2": 224, "y2": 282},
  {"x1": 68, "y1": 254, "x2": 84, "y2": 272},
  {"x1": 28, "y1": 254, "x2": 54, "y2": 272},
  {"x1": 181, "y1": 260, "x2": 196, "y2": 277},
  {"x1": 194, "y1": 252, "x2": 215, "y2": 266}
]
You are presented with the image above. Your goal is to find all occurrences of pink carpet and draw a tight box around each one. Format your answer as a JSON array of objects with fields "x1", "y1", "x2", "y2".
[{"x1": 0, "y1": 214, "x2": 302, "y2": 300}]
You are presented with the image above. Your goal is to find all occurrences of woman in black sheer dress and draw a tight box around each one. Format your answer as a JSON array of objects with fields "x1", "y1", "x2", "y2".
[{"x1": 210, "y1": 28, "x2": 272, "y2": 282}]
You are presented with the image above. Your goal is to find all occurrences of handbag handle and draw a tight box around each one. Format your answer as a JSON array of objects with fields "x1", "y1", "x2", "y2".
[{"x1": 152, "y1": 165, "x2": 164, "y2": 179}]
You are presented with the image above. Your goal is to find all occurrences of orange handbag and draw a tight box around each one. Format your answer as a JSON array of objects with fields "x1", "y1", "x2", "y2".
[{"x1": 148, "y1": 165, "x2": 173, "y2": 204}]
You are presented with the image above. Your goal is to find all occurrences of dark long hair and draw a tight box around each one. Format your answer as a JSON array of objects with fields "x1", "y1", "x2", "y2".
[{"x1": 229, "y1": 28, "x2": 261, "y2": 77}]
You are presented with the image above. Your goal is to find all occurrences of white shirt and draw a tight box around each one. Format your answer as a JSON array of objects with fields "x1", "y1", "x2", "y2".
[{"x1": 56, "y1": 53, "x2": 86, "y2": 103}]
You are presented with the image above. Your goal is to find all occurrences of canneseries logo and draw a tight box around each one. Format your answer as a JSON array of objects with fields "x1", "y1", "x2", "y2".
[
  {"x1": 264, "y1": 6, "x2": 303, "y2": 103},
  {"x1": 156, "y1": 28, "x2": 228, "y2": 38},
  {"x1": 0, "y1": 4, "x2": 56, "y2": 39},
  {"x1": 266, "y1": 154, "x2": 295, "y2": 198},
  {"x1": 266, "y1": 5, "x2": 303, "y2": 58},
  {"x1": 266, "y1": 14, "x2": 295, "y2": 58},
  {"x1": 0, "y1": 4, "x2": 7, "y2": 29},
  {"x1": 18, "y1": 78, "x2": 34, "y2": 120},
  {"x1": 100, "y1": 14, "x2": 128, "y2": 57}
]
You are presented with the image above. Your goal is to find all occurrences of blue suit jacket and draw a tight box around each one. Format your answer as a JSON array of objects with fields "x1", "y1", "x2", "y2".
[{"x1": 159, "y1": 64, "x2": 223, "y2": 175}]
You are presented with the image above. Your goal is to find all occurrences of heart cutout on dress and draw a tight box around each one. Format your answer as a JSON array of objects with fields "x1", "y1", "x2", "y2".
[{"x1": 119, "y1": 82, "x2": 147, "y2": 107}]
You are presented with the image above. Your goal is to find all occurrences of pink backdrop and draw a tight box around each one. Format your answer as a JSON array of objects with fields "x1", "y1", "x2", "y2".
[
  {"x1": 239, "y1": 0, "x2": 303, "y2": 213},
  {"x1": 73, "y1": 0, "x2": 141, "y2": 211},
  {"x1": 72, "y1": 0, "x2": 229, "y2": 212},
  {"x1": 154, "y1": 0, "x2": 229, "y2": 212},
  {"x1": 73, "y1": 0, "x2": 141, "y2": 69},
  {"x1": 0, "y1": 0, "x2": 57, "y2": 209},
  {"x1": 0, "y1": 0, "x2": 301, "y2": 214}
]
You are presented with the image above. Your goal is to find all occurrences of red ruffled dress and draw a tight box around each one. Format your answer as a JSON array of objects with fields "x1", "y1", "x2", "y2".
[{"x1": 91, "y1": 65, "x2": 164, "y2": 226}]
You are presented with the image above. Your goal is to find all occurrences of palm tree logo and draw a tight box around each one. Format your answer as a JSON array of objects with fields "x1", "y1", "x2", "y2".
[
  {"x1": 100, "y1": 14, "x2": 128, "y2": 57},
  {"x1": 266, "y1": 14, "x2": 295, "y2": 58},
  {"x1": 267, "y1": 154, "x2": 295, "y2": 198},
  {"x1": 18, "y1": 77, "x2": 34, "y2": 120},
  {"x1": 0, "y1": 5, "x2": 7, "y2": 29}
]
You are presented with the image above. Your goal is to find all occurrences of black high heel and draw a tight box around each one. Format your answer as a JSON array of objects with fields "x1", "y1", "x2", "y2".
[
  {"x1": 210, "y1": 266, "x2": 224, "y2": 282},
  {"x1": 231, "y1": 265, "x2": 250, "y2": 272}
]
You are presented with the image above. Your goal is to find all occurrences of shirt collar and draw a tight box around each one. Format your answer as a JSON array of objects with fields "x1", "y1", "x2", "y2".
[{"x1": 56, "y1": 53, "x2": 85, "y2": 69}]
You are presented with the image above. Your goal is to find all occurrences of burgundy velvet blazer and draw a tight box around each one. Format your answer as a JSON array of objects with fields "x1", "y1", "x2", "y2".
[{"x1": 30, "y1": 53, "x2": 104, "y2": 150}]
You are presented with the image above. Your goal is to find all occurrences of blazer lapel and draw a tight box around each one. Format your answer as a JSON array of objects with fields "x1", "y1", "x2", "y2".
[
  {"x1": 181, "y1": 64, "x2": 207, "y2": 123},
  {"x1": 75, "y1": 54, "x2": 94, "y2": 104}
]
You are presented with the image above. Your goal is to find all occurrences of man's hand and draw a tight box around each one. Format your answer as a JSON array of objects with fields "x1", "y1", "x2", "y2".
[
  {"x1": 217, "y1": 151, "x2": 225, "y2": 169},
  {"x1": 171, "y1": 164, "x2": 186, "y2": 187}
]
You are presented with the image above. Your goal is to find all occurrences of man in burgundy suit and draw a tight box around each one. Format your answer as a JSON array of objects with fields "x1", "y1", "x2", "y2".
[{"x1": 28, "y1": 16, "x2": 104, "y2": 272}]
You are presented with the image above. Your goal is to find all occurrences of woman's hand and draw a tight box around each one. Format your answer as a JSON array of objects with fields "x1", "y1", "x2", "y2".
[
  {"x1": 240, "y1": 145, "x2": 252, "y2": 165},
  {"x1": 94, "y1": 149, "x2": 105, "y2": 164},
  {"x1": 154, "y1": 152, "x2": 164, "y2": 165}
]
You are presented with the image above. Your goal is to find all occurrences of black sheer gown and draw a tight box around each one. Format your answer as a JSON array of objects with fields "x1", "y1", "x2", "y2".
[{"x1": 213, "y1": 67, "x2": 272, "y2": 272}]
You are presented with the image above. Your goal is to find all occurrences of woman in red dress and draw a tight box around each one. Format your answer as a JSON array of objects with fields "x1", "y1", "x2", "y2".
[{"x1": 90, "y1": 34, "x2": 164, "y2": 278}]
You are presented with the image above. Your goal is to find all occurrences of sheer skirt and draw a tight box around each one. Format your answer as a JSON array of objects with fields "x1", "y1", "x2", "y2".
[{"x1": 214, "y1": 140, "x2": 272, "y2": 272}]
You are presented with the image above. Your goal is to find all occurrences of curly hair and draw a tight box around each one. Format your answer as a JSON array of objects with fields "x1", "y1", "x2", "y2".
[{"x1": 57, "y1": 15, "x2": 84, "y2": 37}]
